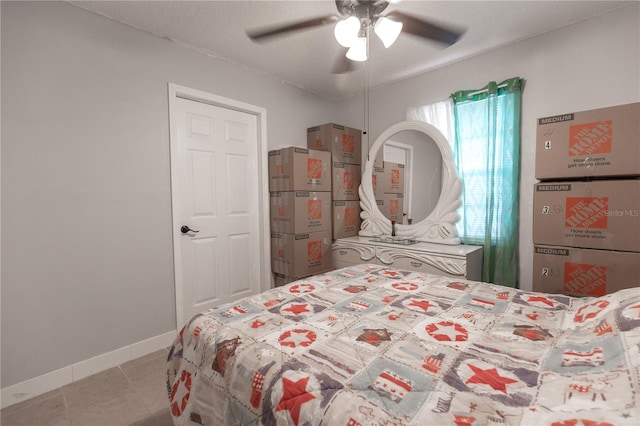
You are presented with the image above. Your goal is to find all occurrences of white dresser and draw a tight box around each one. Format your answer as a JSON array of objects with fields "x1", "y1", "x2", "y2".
[{"x1": 332, "y1": 236, "x2": 483, "y2": 280}]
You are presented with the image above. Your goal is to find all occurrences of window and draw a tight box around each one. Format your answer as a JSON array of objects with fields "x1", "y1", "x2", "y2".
[
  {"x1": 408, "y1": 77, "x2": 523, "y2": 287},
  {"x1": 453, "y1": 96, "x2": 516, "y2": 243}
]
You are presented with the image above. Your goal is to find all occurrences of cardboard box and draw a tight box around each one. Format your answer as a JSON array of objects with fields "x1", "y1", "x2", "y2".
[
  {"x1": 377, "y1": 193, "x2": 404, "y2": 222},
  {"x1": 533, "y1": 245, "x2": 640, "y2": 297},
  {"x1": 268, "y1": 147, "x2": 331, "y2": 192},
  {"x1": 332, "y1": 162, "x2": 361, "y2": 201},
  {"x1": 332, "y1": 200, "x2": 361, "y2": 239},
  {"x1": 307, "y1": 123, "x2": 362, "y2": 165},
  {"x1": 271, "y1": 230, "x2": 332, "y2": 277},
  {"x1": 536, "y1": 102, "x2": 640, "y2": 180},
  {"x1": 372, "y1": 166, "x2": 385, "y2": 199},
  {"x1": 270, "y1": 191, "x2": 331, "y2": 234},
  {"x1": 373, "y1": 150, "x2": 384, "y2": 169},
  {"x1": 533, "y1": 180, "x2": 640, "y2": 252},
  {"x1": 383, "y1": 161, "x2": 405, "y2": 194},
  {"x1": 273, "y1": 272, "x2": 310, "y2": 287}
]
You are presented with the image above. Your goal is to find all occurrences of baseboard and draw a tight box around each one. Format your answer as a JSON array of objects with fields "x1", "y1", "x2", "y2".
[{"x1": 1, "y1": 330, "x2": 177, "y2": 409}]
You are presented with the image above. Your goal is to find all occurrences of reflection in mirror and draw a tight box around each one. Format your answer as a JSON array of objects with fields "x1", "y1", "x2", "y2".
[
  {"x1": 379, "y1": 130, "x2": 442, "y2": 224},
  {"x1": 358, "y1": 121, "x2": 462, "y2": 245}
]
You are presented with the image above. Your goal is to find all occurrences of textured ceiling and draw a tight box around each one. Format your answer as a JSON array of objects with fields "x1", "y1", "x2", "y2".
[{"x1": 69, "y1": 1, "x2": 634, "y2": 99}]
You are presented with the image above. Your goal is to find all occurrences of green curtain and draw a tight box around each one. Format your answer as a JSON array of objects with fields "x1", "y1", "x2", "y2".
[{"x1": 451, "y1": 78, "x2": 522, "y2": 287}]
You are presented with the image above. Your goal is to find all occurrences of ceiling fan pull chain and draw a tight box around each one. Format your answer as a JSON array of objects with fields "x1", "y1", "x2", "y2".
[{"x1": 363, "y1": 6, "x2": 370, "y2": 156}]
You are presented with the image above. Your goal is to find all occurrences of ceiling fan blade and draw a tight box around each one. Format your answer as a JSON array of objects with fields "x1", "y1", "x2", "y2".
[
  {"x1": 332, "y1": 49, "x2": 356, "y2": 74},
  {"x1": 387, "y1": 11, "x2": 464, "y2": 46},
  {"x1": 247, "y1": 15, "x2": 339, "y2": 42}
]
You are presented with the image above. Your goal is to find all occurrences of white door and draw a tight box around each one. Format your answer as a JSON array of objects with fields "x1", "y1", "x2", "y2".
[
  {"x1": 384, "y1": 141, "x2": 413, "y2": 223},
  {"x1": 172, "y1": 95, "x2": 262, "y2": 326}
]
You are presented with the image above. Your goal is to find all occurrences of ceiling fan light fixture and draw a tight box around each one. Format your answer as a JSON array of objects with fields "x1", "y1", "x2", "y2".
[
  {"x1": 346, "y1": 36, "x2": 368, "y2": 61},
  {"x1": 334, "y1": 16, "x2": 360, "y2": 47},
  {"x1": 374, "y1": 16, "x2": 403, "y2": 48}
]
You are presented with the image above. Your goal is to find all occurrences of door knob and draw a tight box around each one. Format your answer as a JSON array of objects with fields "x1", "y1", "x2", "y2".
[{"x1": 181, "y1": 225, "x2": 199, "y2": 234}]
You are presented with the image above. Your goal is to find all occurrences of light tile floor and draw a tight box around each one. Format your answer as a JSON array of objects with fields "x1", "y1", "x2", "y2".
[{"x1": 1, "y1": 349, "x2": 172, "y2": 426}]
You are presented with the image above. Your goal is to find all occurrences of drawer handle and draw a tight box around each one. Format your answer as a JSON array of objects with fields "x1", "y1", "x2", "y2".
[
  {"x1": 339, "y1": 250, "x2": 348, "y2": 255},
  {"x1": 410, "y1": 261, "x2": 422, "y2": 267}
]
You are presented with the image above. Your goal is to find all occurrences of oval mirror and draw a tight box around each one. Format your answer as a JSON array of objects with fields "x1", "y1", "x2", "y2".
[
  {"x1": 379, "y1": 129, "x2": 442, "y2": 223},
  {"x1": 358, "y1": 120, "x2": 462, "y2": 244}
]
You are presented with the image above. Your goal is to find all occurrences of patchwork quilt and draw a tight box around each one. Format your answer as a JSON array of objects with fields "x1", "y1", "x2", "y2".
[{"x1": 166, "y1": 264, "x2": 640, "y2": 425}]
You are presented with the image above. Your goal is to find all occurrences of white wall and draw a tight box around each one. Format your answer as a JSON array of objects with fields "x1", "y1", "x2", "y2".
[
  {"x1": 339, "y1": 4, "x2": 640, "y2": 290},
  {"x1": 1, "y1": 1, "x2": 337, "y2": 388}
]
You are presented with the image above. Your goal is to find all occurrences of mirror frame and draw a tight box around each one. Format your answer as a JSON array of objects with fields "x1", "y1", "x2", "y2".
[{"x1": 358, "y1": 120, "x2": 462, "y2": 245}]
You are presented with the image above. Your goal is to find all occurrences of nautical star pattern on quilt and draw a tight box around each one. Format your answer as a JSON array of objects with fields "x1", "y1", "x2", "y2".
[{"x1": 167, "y1": 264, "x2": 640, "y2": 426}]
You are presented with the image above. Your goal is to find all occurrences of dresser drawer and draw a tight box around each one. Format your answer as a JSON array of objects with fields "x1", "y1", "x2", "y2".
[
  {"x1": 332, "y1": 247, "x2": 363, "y2": 265},
  {"x1": 331, "y1": 237, "x2": 483, "y2": 280},
  {"x1": 331, "y1": 242, "x2": 376, "y2": 267},
  {"x1": 389, "y1": 256, "x2": 465, "y2": 278}
]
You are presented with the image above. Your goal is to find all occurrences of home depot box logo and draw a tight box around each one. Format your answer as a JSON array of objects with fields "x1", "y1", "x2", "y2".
[
  {"x1": 564, "y1": 262, "x2": 607, "y2": 297},
  {"x1": 343, "y1": 170, "x2": 354, "y2": 190},
  {"x1": 391, "y1": 169, "x2": 400, "y2": 185},
  {"x1": 569, "y1": 120, "x2": 613, "y2": 156},
  {"x1": 307, "y1": 240, "x2": 323, "y2": 262},
  {"x1": 342, "y1": 134, "x2": 355, "y2": 154},
  {"x1": 307, "y1": 158, "x2": 322, "y2": 179},
  {"x1": 307, "y1": 199, "x2": 322, "y2": 220},
  {"x1": 565, "y1": 197, "x2": 609, "y2": 228},
  {"x1": 344, "y1": 207, "x2": 356, "y2": 227},
  {"x1": 390, "y1": 199, "x2": 399, "y2": 216}
]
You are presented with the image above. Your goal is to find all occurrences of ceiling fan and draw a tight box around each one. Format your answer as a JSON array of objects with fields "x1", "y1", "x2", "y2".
[{"x1": 246, "y1": 0, "x2": 465, "y2": 73}]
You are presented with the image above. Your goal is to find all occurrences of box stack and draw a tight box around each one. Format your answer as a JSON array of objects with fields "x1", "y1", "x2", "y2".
[
  {"x1": 308, "y1": 123, "x2": 363, "y2": 240},
  {"x1": 268, "y1": 147, "x2": 333, "y2": 286},
  {"x1": 370, "y1": 150, "x2": 406, "y2": 224},
  {"x1": 532, "y1": 102, "x2": 640, "y2": 297}
]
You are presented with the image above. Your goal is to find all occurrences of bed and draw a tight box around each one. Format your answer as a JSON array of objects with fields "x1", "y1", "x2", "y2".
[{"x1": 166, "y1": 264, "x2": 640, "y2": 425}]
